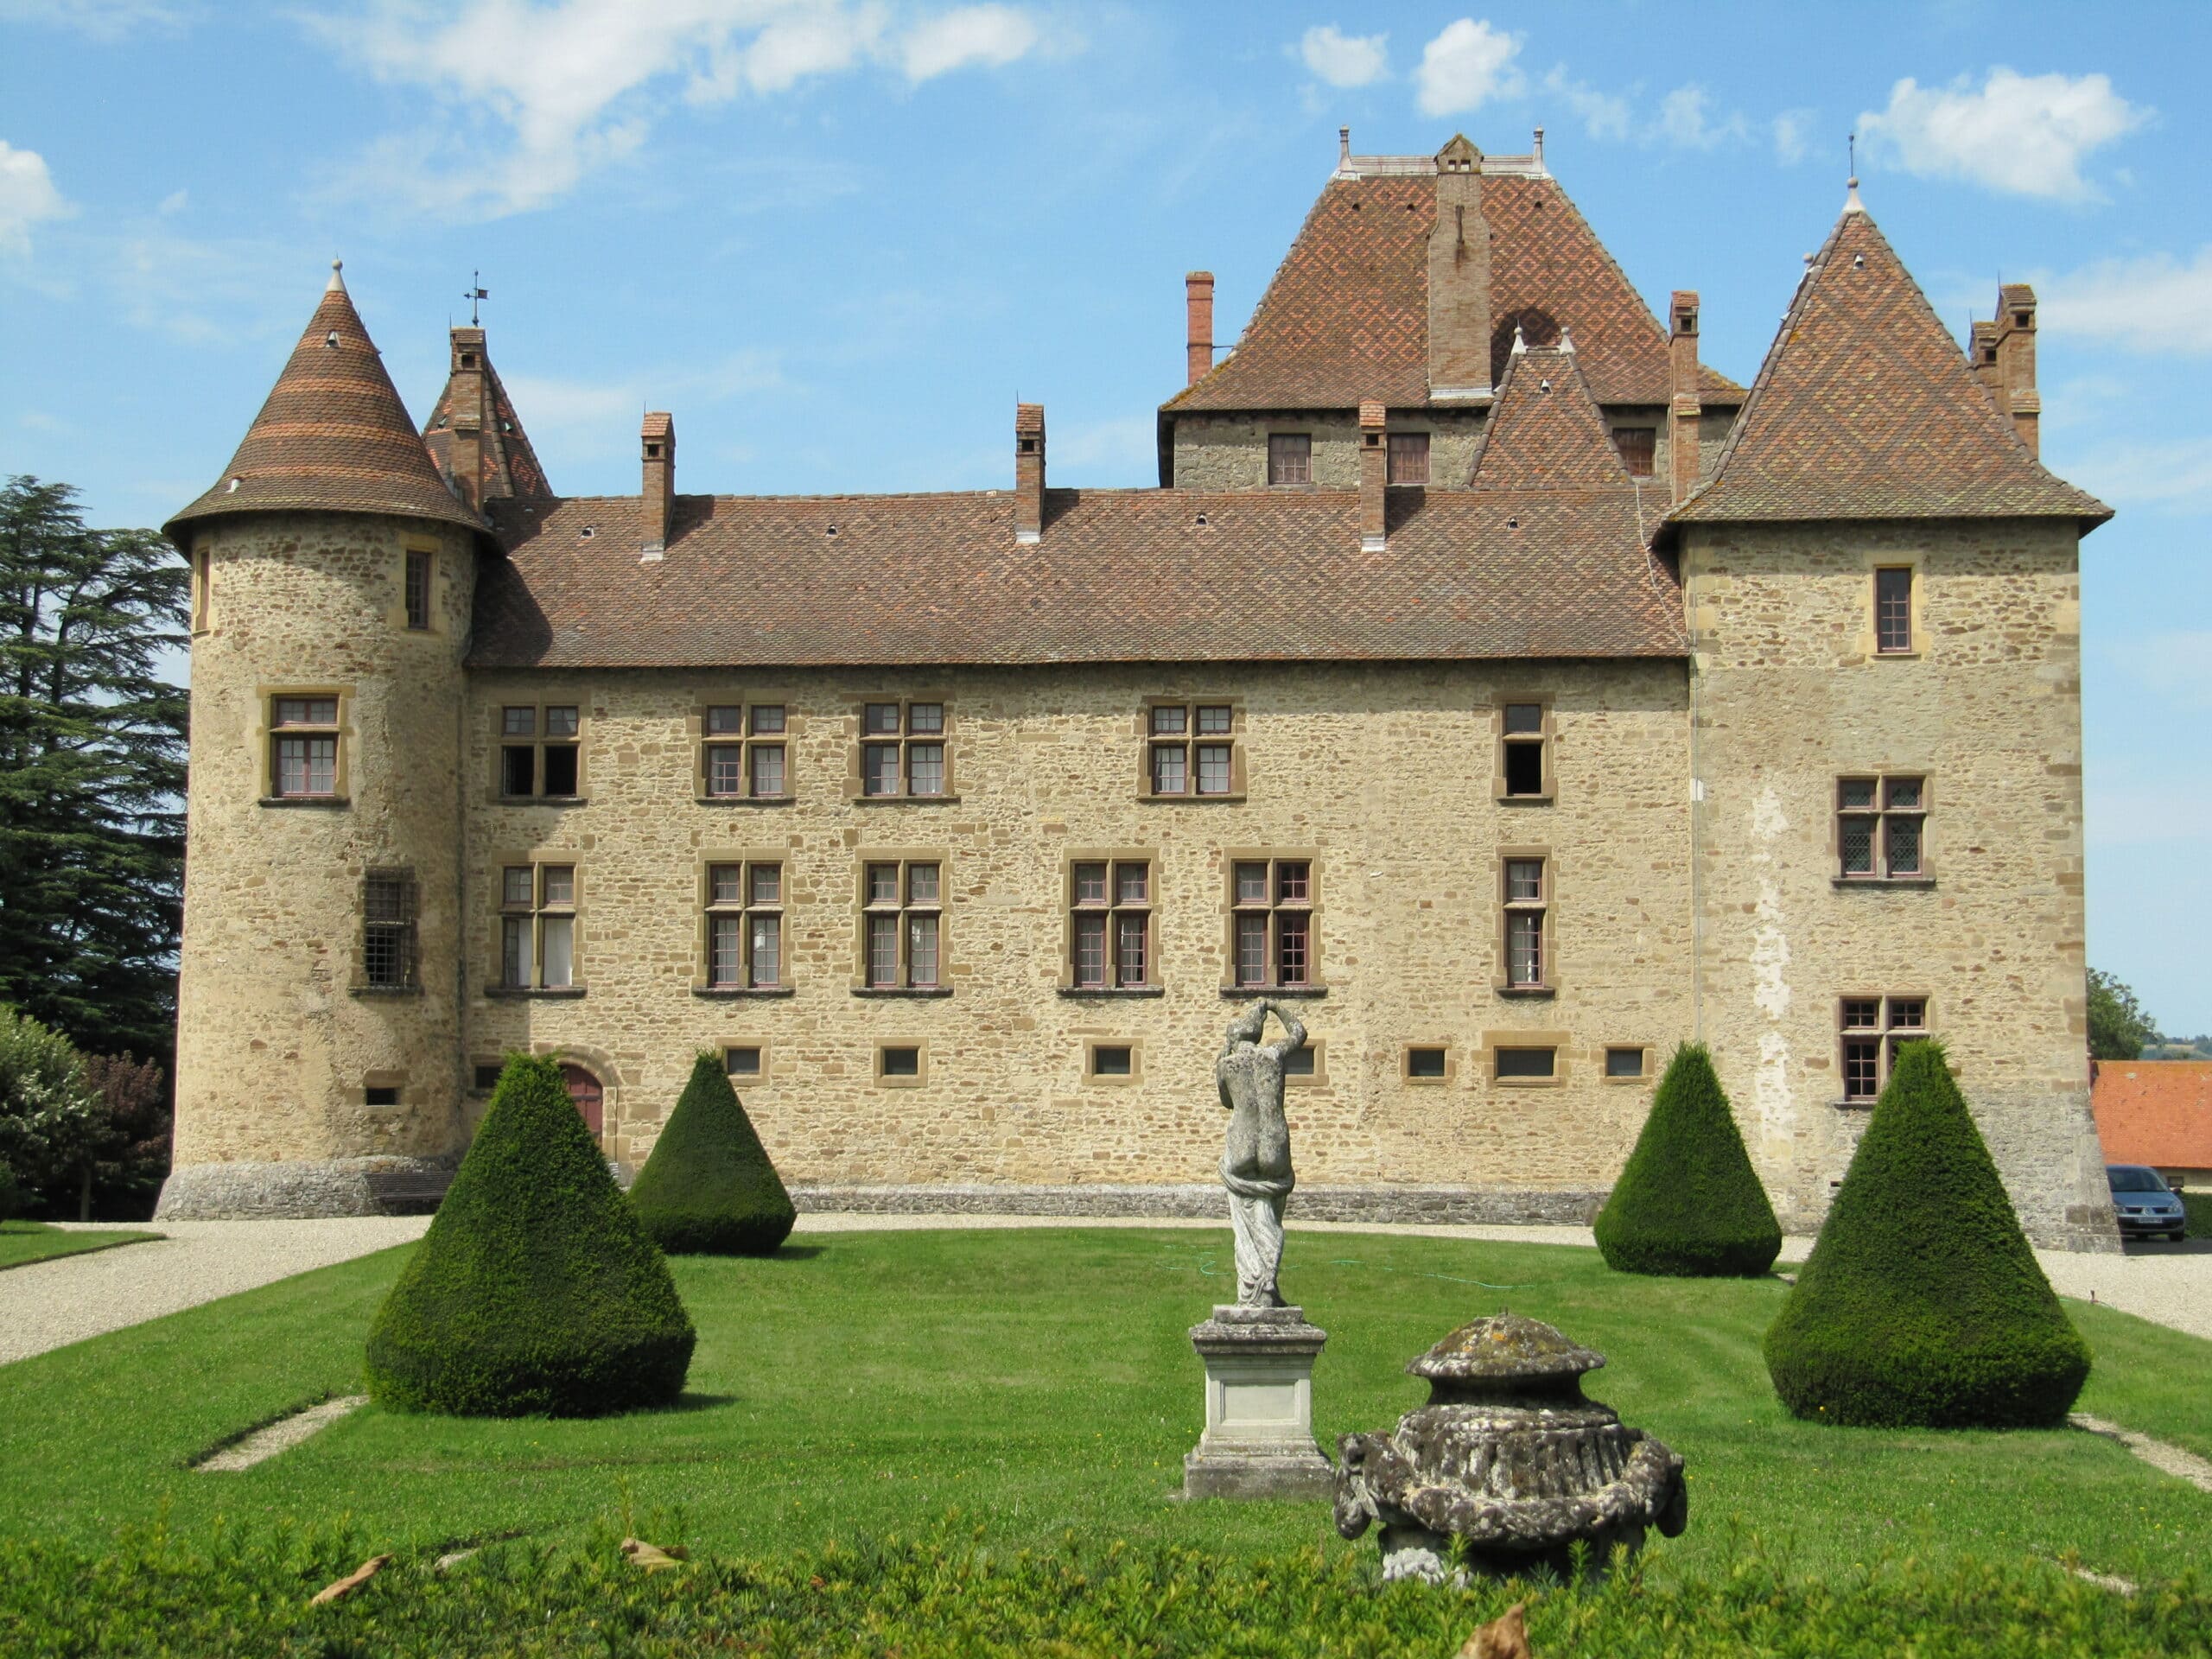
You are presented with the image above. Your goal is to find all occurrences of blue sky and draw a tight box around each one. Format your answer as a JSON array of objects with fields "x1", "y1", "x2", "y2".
[{"x1": 3, "y1": 1, "x2": 2207, "y2": 1031}]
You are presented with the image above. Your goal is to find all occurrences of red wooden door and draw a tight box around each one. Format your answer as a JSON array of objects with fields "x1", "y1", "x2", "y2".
[{"x1": 562, "y1": 1065, "x2": 603, "y2": 1135}]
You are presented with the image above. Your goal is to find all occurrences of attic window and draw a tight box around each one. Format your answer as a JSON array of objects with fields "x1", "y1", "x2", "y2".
[
  {"x1": 826, "y1": 524, "x2": 839, "y2": 538},
  {"x1": 324, "y1": 332, "x2": 340, "y2": 347},
  {"x1": 1852, "y1": 254, "x2": 1866, "y2": 269},
  {"x1": 578, "y1": 527, "x2": 595, "y2": 540}
]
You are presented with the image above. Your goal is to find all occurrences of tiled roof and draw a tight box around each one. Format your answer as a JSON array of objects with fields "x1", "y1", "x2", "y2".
[
  {"x1": 469, "y1": 485, "x2": 1683, "y2": 670},
  {"x1": 1164, "y1": 170, "x2": 1741, "y2": 414},
  {"x1": 423, "y1": 345, "x2": 555, "y2": 506},
  {"x1": 1466, "y1": 344, "x2": 1634, "y2": 490},
  {"x1": 168, "y1": 270, "x2": 486, "y2": 538},
  {"x1": 2093, "y1": 1061, "x2": 2212, "y2": 1168},
  {"x1": 1671, "y1": 207, "x2": 2111, "y2": 526}
]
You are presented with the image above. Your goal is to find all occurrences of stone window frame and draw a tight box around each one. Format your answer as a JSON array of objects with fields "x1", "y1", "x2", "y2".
[
  {"x1": 851, "y1": 849, "x2": 954, "y2": 996},
  {"x1": 849, "y1": 697, "x2": 958, "y2": 804},
  {"x1": 1837, "y1": 994, "x2": 1931, "y2": 1106},
  {"x1": 485, "y1": 852, "x2": 587, "y2": 998},
  {"x1": 1598, "y1": 1044, "x2": 1651, "y2": 1084},
  {"x1": 491, "y1": 698, "x2": 588, "y2": 804},
  {"x1": 721, "y1": 1042, "x2": 772, "y2": 1084},
  {"x1": 1479, "y1": 1028, "x2": 1572, "y2": 1087},
  {"x1": 189, "y1": 537, "x2": 213, "y2": 635},
  {"x1": 1386, "y1": 429, "x2": 1432, "y2": 486},
  {"x1": 1860, "y1": 553, "x2": 1927, "y2": 661},
  {"x1": 1266, "y1": 430, "x2": 1313, "y2": 486},
  {"x1": 1059, "y1": 848, "x2": 1165, "y2": 996},
  {"x1": 695, "y1": 852, "x2": 794, "y2": 998},
  {"x1": 693, "y1": 696, "x2": 796, "y2": 806},
  {"x1": 351, "y1": 866, "x2": 421, "y2": 996},
  {"x1": 1084, "y1": 1037, "x2": 1144, "y2": 1085},
  {"x1": 259, "y1": 685, "x2": 353, "y2": 807},
  {"x1": 1833, "y1": 772, "x2": 1935, "y2": 887},
  {"x1": 1283, "y1": 1036, "x2": 1330, "y2": 1090},
  {"x1": 1140, "y1": 698, "x2": 1247, "y2": 802},
  {"x1": 1402, "y1": 1042, "x2": 1454, "y2": 1085},
  {"x1": 1495, "y1": 845, "x2": 1556, "y2": 997},
  {"x1": 467, "y1": 1060, "x2": 505, "y2": 1096},
  {"x1": 362, "y1": 1072, "x2": 405, "y2": 1109},
  {"x1": 874, "y1": 1039, "x2": 930, "y2": 1088},
  {"x1": 1493, "y1": 695, "x2": 1555, "y2": 804},
  {"x1": 402, "y1": 544, "x2": 434, "y2": 632},
  {"x1": 1221, "y1": 850, "x2": 1326, "y2": 997}
]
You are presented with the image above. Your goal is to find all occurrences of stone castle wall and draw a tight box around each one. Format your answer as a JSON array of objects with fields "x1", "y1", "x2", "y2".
[{"x1": 1681, "y1": 516, "x2": 2118, "y2": 1250}]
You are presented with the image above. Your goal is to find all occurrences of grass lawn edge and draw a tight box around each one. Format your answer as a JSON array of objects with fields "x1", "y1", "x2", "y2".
[{"x1": 0, "y1": 1224, "x2": 163, "y2": 1271}]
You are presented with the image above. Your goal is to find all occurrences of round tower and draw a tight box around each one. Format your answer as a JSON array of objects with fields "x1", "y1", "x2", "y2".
[{"x1": 156, "y1": 263, "x2": 486, "y2": 1217}]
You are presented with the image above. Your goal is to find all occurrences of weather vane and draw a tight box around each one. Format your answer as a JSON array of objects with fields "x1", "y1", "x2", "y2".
[
  {"x1": 464, "y1": 271, "x2": 488, "y2": 326},
  {"x1": 1847, "y1": 131, "x2": 1856, "y2": 180}
]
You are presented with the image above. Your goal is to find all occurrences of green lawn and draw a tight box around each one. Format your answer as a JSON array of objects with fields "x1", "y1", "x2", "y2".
[
  {"x1": 0, "y1": 1217, "x2": 160, "y2": 1269},
  {"x1": 1, "y1": 1227, "x2": 2206, "y2": 1597}
]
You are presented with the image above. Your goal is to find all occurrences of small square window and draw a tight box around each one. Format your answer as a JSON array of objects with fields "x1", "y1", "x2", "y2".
[
  {"x1": 864, "y1": 702, "x2": 902, "y2": 735},
  {"x1": 1282, "y1": 1047, "x2": 1316, "y2": 1077},
  {"x1": 473, "y1": 1065, "x2": 502, "y2": 1091},
  {"x1": 707, "y1": 705, "x2": 745, "y2": 735},
  {"x1": 1605, "y1": 1046, "x2": 1648, "y2": 1079},
  {"x1": 544, "y1": 706, "x2": 579, "y2": 737},
  {"x1": 1268, "y1": 433, "x2": 1312, "y2": 486},
  {"x1": 751, "y1": 705, "x2": 785, "y2": 735},
  {"x1": 1503, "y1": 702, "x2": 1542, "y2": 736},
  {"x1": 502, "y1": 706, "x2": 537, "y2": 737},
  {"x1": 907, "y1": 862, "x2": 940, "y2": 904},
  {"x1": 1090, "y1": 1044, "x2": 1133, "y2": 1077},
  {"x1": 1196, "y1": 705, "x2": 1233, "y2": 735},
  {"x1": 908, "y1": 702, "x2": 944, "y2": 734},
  {"x1": 1407, "y1": 1046, "x2": 1447, "y2": 1079},
  {"x1": 724, "y1": 1046, "x2": 761, "y2": 1077},
  {"x1": 1495, "y1": 1047, "x2": 1556, "y2": 1080},
  {"x1": 1387, "y1": 431, "x2": 1430, "y2": 486},
  {"x1": 1612, "y1": 426, "x2": 1656, "y2": 477},
  {"x1": 880, "y1": 1045, "x2": 921, "y2": 1078},
  {"x1": 365, "y1": 1084, "x2": 400, "y2": 1107},
  {"x1": 1151, "y1": 705, "x2": 1188, "y2": 736}
]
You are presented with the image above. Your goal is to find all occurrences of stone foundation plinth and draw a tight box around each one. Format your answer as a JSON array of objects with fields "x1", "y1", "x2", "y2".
[{"x1": 1182, "y1": 1305, "x2": 1333, "y2": 1500}]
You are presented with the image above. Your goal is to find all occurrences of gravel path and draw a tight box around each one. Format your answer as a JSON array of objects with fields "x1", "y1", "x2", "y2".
[{"x1": 5, "y1": 1213, "x2": 2204, "y2": 1369}]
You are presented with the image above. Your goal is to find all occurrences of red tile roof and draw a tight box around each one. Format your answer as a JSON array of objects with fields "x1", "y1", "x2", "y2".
[
  {"x1": 168, "y1": 270, "x2": 486, "y2": 538},
  {"x1": 2093, "y1": 1061, "x2": 2212, "y2": 1169},
  {"x1": 1671, "y1": 207, "x2": 2110, "y2": 526},
  {"x1": 1165, "y1": 169, "x2": 1741, "y2": 414},
  {"x1": 1467, "y1": 345, "x2": 1633, "y2": 491},
  {"x1": 422, "y1": 345, "x2": 555, "y2": 506},
  {"x1": 469, "y1": 484, "x2": 1683, "y2": 671}
]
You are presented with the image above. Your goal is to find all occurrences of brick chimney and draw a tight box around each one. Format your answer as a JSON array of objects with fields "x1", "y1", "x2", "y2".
[
  {"x1": 1185, "y1": 272, "x2": 1214, "y2": 388},
  {"x1": 1427, "y1": 135, "x2": 1492, "y2": 404},
  {"x1": 1668, "y1": 291, "x2": 1702, "y2": 505},
  {"x1": 1969, "y1": 319, "x2": 2003, "y2": 399},
  {"x1": 1014, "y1": 403, "x2": 1046, "y2": 544},
  {"x1": 1358, "y1": 400, "x2": 1387, "y2": 552},
  {"x1": 447, "y1": 327, "x2": 486, "y2": 511},
  {"x1": 1993, "y1": 284, "x2": 2040, "y2": 457},
  {"x1": 641, "y1": 411, "x2": 673, "y2": 559}
]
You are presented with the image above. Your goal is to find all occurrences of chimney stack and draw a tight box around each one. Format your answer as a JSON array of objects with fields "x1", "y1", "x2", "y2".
[
  {"x1": 448, "y1": 327, "x2": 486, "y2": 511},
  {"x1": 1358, "y1": 401, "x2": 1387, "y2": 552},
  {"x1": 1427, "y1": 135, "x2": 1492, "y2": 404},
  {"x1": 1668, "y1": 292, "x2": 1702, "y2": 505},
  {"x1": 1968, "y1": 320, "x2": 2003, "y2": 398},
  {"x1": 1185, "y1": 272, "x2": 1214, "y2": 388},
  {"x1": 641, "y1": 411, "x2": 673, "y2": 559},
  {"x1": 1993, "y1": 284, "x2": 2040, "y2": 457},
  {"x1": 1014, "y1": 403, "x2": 1046, "y2": 544}
]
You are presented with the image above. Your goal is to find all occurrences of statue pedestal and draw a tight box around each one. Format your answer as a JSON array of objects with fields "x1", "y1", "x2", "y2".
[{"x1": 1181, "y1": 1306, "x2": 1333, "y2": 1500}]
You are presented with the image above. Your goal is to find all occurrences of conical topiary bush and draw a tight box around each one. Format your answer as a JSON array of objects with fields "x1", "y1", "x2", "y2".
[
  {"x1": 365, "y1": 1054, "x2": 696, "y2": 1416},
  {"x1": 1764, "y1": 1039, "x2": 2090, "y2": 1428},
  {"x1": 1592, "y1": 1042, "x2": 1782, "y2": 1276},
  {"x1": 627, "y1": 1052, "x2": 796, "y2": 1255}
]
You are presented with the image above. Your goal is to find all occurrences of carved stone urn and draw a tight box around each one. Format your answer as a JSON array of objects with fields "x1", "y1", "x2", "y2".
[{"x1": 1332, "y1": 1314, "x2": 1688, "y2": 1584}]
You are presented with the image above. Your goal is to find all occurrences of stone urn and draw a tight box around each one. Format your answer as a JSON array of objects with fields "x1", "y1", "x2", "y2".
[{"x1": 1332, "y1": 1314, "x2": 1688, "y2": 1584}]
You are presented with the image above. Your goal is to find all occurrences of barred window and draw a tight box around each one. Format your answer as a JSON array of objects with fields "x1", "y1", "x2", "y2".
[
  {"x1": 1231, "y1": 857, "x2": 1313, "y2": 989},
  {"x1": 1503, "y1": 856, "x2": 1548, "y2": 989},
  {"x1": 703, "y1": 703, "x2": 789, "y2": 801},
  {"x1": 499, "y1": 863, "x2": 575, "y2": 989},
  {"x1": 704, "y1": 861, "x2": 784, "y2": 989},
  {"x1": 1840, "y1": 996, "x2": 1930, "y2": 1102},
  {"x1": 862, "y1": 859, "x2": 943, "y2": 989},
  {"x1": 1837, "y1": 775, "x2": 1927, "y2": 879},
  {"x1": 859, "y1": 701, "x2": 949, "y2": 798},
  {"x1": 1875, "y1": 567, "x2": 1915, "y2": 654},
  {"x1": 362, "y1": 868, "x2": 417, "y2": 988},
  {"x1": 499, "y1": 703, "x2": 581, "y2": 798},
  {"x1": 1387, "y1": 431, "x2": 1430, "y2": 485},
  {"x1": 270, "y1": 696, "x2": 340, "y2": 798},
  {"x1": 404, "y1": 549, "x2": 432, "y2": 630},
  {"x1": 1147, "y1": 702, "x2": 1238, "y2": 798},
  {"x1": 1268, "y1": 433, "x2": 1312, "y2": 485},
  {"x1": 1070, "y1": 859, "x2": 1154, "y2": 989},
  {"x1": 1612, "y1": 426, "x2": 1656, "y2": 477}
]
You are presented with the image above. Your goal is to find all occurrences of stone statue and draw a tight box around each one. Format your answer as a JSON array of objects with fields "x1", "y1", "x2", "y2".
[{"x1": 1216, "y1": 998, "x2": 1306, "y2": 1307}]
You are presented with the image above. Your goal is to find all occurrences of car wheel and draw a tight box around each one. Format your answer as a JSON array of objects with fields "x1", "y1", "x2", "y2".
[{"x1": 2172, "y1": 1230, "x2": 2188, "y2": 1243}]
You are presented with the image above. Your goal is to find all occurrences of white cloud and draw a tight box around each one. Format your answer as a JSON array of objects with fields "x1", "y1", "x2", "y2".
[
  {"x1": 156, "y1": 187, "x2": 188, "y2": 215},
  {"x1": 1297, "y1": 24, "x2": 1387, "y2": 90},
  {"x1": 1772, "y1": 107, "x2": 1814, "y2": 165},
  {"x1": 1414, "y1": 18, "x2": 1522, "y2": 118},
  {"x1": 1656, "y1": 84, "x2": 1748, "y2": 150},
  {"x1": 1856, "y1": 67, "x2": 2148, "y2": 201},
  {"x1": 503, "y1": 350, "x2": 783, "y2": 437},
  {"x1": 901, "y1": 3, "x2": 1036, "y2": 81},
  {"x1": 301, "y1": 1, "x2": 1056, "y2": 219},
  {"x1": 1541, "y1": 67, "x2": 1628, "y2": 142},
  {"x1": 2062, "y1": 436, "x2": 2212, "y2": 514},
  {"x1": 0, "y1": 0, "x2": 195, "y2": 38},
  {"x1": 0, "y1": 140, "x2": 73, "y2": 257},
  {"x1": 2036, "y1": 246, "x2": 2212, "y2": 356}
]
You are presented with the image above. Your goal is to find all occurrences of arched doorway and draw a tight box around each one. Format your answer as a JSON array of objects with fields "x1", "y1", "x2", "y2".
[{"x1": 561, "y1": 1064, "x2": 603, "y2": 1136}]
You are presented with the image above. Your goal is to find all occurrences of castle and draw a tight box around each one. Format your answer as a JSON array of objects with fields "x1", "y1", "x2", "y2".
[{"x1": 155, "y1": 132, "x2": 2121, "y2": 1250}]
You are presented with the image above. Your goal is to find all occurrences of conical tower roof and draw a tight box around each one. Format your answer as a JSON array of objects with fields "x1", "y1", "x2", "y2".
[
  {"x1": 1672, "y1": 199, "x2": 2108, "y2": 527},
  {"x1": 423, "y1": 329, "x2": 555, "y2": 508},
  {"x1": 167, "y1": 263, "x2": 486, "y2": 539}
]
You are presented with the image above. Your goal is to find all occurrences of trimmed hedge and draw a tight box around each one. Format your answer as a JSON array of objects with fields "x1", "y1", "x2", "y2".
[
  {"x1": 1592, "y1": 1042, "x2": 1782, "y2": 1276},
  {"x1": 1764, "y1": 1040, "x2": 2090, "y2": 1428},
  {"x1": 627, "y1": 1052, "x2": 796, "y2": 1255},
  {"x1": 364, "y1": 1054, "x2": 696, "y2": 1416}
]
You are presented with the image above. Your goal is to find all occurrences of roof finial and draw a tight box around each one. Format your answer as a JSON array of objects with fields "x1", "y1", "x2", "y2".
[
  {"x1": 464, "y1": 270, "x2": 488, "y2": 326},
  {"x1": 1558, "y1": 322, "x2": 1576, "y2": 355},
  {"x1": 1511, "y1": 321, "x2": 1527, "y2": 355},
  {"x1": 1338, "y1": 125, "x2": 1351, "y2": 171},
  {"x1": 1845, "y1": 131, "x2": 1864, "y2": 213},
  {"x1": 1532, "y1": 125, "x2": 1545, "y2": 172},
  {"x1": 327, "y1": 257, "x2": 345, "y2": 294}
]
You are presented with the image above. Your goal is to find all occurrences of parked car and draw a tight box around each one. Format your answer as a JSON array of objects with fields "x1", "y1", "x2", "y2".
[{"x1": 2107, "y1": 1165, "x2": 2187, "y2": 1241}]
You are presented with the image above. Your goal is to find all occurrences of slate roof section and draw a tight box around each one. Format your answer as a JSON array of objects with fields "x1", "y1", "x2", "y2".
[
  {"x1": 168, "y1": 269, "x2": 486, "y2": 538},
  {"x1": 469, "y1": 485, "x2": 1684, "y2": 671},
  {"x1": 1466, "y1": 344, "x2": 1635, "y2": 491},
  {"x1": 2093, "y1": 1061, "x2": 2212, "y2": 1170},
  {"x1": 1672, "y1": 207, "x2": 2111, "y2": 527},
  {"x1": 422, "y1": 345, "x2": 555, "y2": 505},
  {"x1": 1164, "y1": 169, "x2": 1742, "y2": 414}
]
